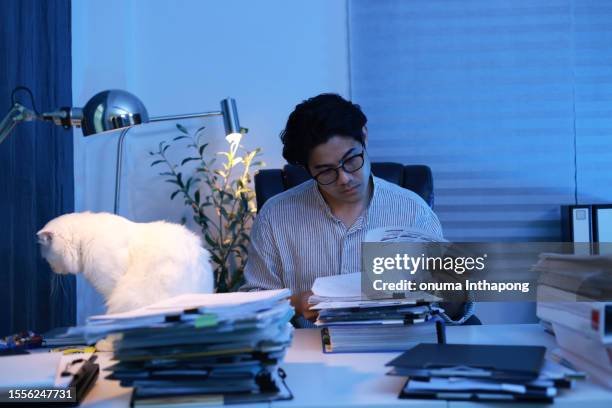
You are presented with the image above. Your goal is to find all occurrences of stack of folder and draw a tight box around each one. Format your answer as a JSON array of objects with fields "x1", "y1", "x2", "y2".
[
  {"x1": 79, "y1": 289, "x2": 295, "y2": 406},
  {"x1": 386, "y1": 343, "x2": 579, "y2": 402},
  {"x1": 309, "y1": 273, "x2": 444, "y2": 353},
  {"x1": 534, "y1": 252, "x2": 612, "y2": 388}
]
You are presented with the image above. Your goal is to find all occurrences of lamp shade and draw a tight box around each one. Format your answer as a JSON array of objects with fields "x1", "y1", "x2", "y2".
[
  {"x1": 81, "y1": 90, "x2": 149, "y2": 136},
  {"x1": 220, "y1": 97, "x2": 241, "y2": 137}
]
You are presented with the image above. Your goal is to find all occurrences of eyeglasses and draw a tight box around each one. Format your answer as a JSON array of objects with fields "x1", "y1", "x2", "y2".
[{"x1": 312, "y1": 151, "x2": 365, "y2": 185}]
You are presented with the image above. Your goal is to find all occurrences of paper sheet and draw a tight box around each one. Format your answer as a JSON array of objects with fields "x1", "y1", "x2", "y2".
[{"x1": 0, "y1": 352, "x2": 62, "y2": 388}]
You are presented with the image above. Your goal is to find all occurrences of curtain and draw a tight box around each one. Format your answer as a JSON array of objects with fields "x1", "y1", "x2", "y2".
[{"x1": 0, "y1": 0, "x2": 74, "y2": 336}]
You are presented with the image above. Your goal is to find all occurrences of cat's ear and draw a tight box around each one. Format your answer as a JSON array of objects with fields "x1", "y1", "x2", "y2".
[{"x1": 37, "y1": 230, "x2": 53, "y2": 245}]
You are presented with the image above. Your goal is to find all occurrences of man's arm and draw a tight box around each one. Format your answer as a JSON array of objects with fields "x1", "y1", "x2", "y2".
[
  {"x1": 417, "y1": 204, "x2": 477, "y2": 324},
  {"x1": 290, "y1": 290, "x2": 318, "y2": 322},
  {"x1": 239, "y1": 212, "x2": 284, "y2": 291},
  {"x1": 240, "y1": 211, "x2": 318, "y2": 322}
]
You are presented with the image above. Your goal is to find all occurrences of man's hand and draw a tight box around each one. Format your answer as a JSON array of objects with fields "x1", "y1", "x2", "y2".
[{"x1": 290, "y1": 290, "x2": 319, "y2": 322}]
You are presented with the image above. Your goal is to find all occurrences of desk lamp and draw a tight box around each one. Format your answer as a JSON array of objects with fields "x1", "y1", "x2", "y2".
[{"x1": 0, "y1": 88, "x2": 241, "y2": 213}]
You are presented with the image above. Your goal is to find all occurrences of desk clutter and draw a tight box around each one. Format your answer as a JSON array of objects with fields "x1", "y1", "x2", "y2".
[
  {"x1": 73, "y1": 289, "x2": 295, "y2": 406},
  {"x1": 386, "y1": 343, "x2": 582, "y2": 403},
  {"x1": 535, "y1": 252, "x2": 612, "y2": 389},
  {"x1": 309, "y1": 273, "x2": 444, "y2": 353}
]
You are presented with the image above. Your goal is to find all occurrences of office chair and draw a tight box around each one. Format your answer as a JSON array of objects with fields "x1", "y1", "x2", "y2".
[{"x1": 254, "y1": 162, "x2": 434, "y2": 211}]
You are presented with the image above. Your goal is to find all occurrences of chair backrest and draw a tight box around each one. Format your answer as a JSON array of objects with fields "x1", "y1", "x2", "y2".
[{"x1": 254, "y1": 163, "x2": 433, "y2": 211}]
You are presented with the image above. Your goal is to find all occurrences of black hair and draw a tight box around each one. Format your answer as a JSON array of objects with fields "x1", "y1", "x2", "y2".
[{"x1": 280, "y1": 93, "x2": 367, "y2": 166}]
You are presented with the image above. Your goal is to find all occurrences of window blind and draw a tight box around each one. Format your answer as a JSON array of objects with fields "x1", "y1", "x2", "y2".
[
  {"x1": 574, "y1": 2, "x2": 612, "y2": 204},
  {"x1": 350, "y1": 0, "x2": 583, "y2": 242}
]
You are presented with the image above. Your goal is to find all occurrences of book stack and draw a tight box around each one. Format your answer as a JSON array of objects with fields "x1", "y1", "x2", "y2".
[
  {"x1": 534, "y1": 252, "x2": 612, "y2": 389},
  {"x1": 309, "y1": 273, "x2": 444, "y2": 353},
  {"x1": 386, "y1": 343, "x2": 579, "y2": 402},
  {"x1": 80, "y1": 290, "x2": 295, "y2": 406}
]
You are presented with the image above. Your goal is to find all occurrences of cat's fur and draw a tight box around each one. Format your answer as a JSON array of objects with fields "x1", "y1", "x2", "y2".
[{"x1": 37, "y1": 212, "x2": 214, "y2": 313}]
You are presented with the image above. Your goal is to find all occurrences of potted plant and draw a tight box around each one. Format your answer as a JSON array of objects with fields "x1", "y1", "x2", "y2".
[{"x1": 150, "y1": 124, "x2": 264, "y2": 292}]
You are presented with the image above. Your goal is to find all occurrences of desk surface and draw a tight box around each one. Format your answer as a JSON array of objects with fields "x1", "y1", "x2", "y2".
[{"x1": 81, "y1": 324, "x2": 611, "y2": 408}]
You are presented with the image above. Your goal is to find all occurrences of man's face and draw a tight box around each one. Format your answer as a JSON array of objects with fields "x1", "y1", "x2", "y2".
[{"x1": 307, "y1": 135, "x2": 371, "y2": 204}]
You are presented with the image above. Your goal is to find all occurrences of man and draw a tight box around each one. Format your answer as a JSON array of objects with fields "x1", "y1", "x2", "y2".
[{"x1": 241, "y1": 93, "x2": 473, "y2": 325}]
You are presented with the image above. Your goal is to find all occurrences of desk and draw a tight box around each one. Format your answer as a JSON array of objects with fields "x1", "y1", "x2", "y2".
[{"x1": 79, "y1": 324, "x2": 611, "y2": 408}]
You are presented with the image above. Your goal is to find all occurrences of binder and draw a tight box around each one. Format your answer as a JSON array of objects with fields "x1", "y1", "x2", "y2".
[
  {"x1": 386, "y1": 343, "x2": 546, "y2": 382},
  {"x1": 321, "y1": 319, "x2": 445, "y2": 354},
  {"x1": 399, "y1": 381, "x2": 555, "y2": 403}
]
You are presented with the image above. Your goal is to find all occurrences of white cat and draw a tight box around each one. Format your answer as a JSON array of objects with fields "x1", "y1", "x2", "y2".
[{"x1": 37, "y1": 212, "x2": 214, "y2": 313}]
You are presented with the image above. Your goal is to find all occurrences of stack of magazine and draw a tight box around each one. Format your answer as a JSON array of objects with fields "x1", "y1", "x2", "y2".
[
  {"x1": 77, "y1": 290, "x2": 295, "y2": 406},
  {"x1": 386, "y1": 343, "x2": 580, "y2": 402},
  {"x1": 534, "y1": 252, "x2": 612, "y2": 388},
  {"x1": 309, "y1": 272, "x2": 444, "y2": 353}
]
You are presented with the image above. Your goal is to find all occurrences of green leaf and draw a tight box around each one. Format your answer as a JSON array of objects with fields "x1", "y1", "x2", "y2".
[
  {"x1": 219, "y1": 206, "x2": 229, "y2": 219},
  {"x1": 185, "y1": 177, "x2": 193, "y2": 191},
  {"x1": 151, "y1": 160, "x2": 164, "y2": 167},
  {"x1": 228, "y1": 220, "x2": 238, "y2": 232},
  {"x1": 176, "y1": 123, "x2": 189, "y2": 134},
  {"x1": 170, "y1": 190, "x2": 181, "y2": 200},
  {"x1": 163, "y1": 144, "x2": 170, "y2": 153},
  {"x1": 204, "y1": 234, "x2": 216, "y2": 248},
  {"x1": 194, "y1": 190, "x2": 201, "y2": 205},
  {"x1": 159, "y1": 172, "x2": 173, "y2": 176},
  {"x1": 173, "y1": 135, "x2": 189, "y2": 141},
  {"x1": 165, "y1": 179, "x2": 181, "y2": 186},
  {"x1": 199, "y1": 143, "x2": 209, "y2": 156},
  {"x1": 181, "y1": 157, "x2": 200, "y2": 166},
  {"x1": 213, "y1": 170, "x2": 227, "y2": 178},
  {"x1": 210, "y1": 253, "x2": 223, "y2": 265}
]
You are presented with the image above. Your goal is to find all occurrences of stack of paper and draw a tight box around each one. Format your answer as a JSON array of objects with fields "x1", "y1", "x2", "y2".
[
  {"x1": 533, "y1": 252, "x2": 612, "y2": 300},
  {"x1": 80, "y1": 290, "x2": 294, "y2": 406},
  {"x1": 534, "y1": 253, "x2": 612, "y2": 388},
  {"x1": 386, "y1": 343, "x2": 579, "y2": 402},
  {"x1": 310, "y1": 273, "x2": 444, "y2": 353}
]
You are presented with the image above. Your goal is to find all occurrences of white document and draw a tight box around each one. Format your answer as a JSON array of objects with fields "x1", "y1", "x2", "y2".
[
  {"x1": 0, "y1": 352, "x2": 62, "y2": 388},
  {"x1": 311, "y1": 296, "x2": 439, "y2": 310},
  {"x1": 89, "y1": 289, "x2": 291, "y2": 321},
  {"x1": 76, "y1": 289, "x2": 291, "y2": 342},
  {"x1": 406, "y1": 378, "x2": 535, "y2": 395},
  {"x1": 310, "y1": 271, "x2": 439, "y2": 308},
  {"x1": 365, "y1": 226, "x2": 445, "y2": 243},
  {"x1": 311, "y1": 272, "x2": 361, "y2": 299}
]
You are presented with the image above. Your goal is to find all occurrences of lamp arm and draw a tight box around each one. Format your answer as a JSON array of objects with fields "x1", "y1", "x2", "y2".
[
  {"x1": 113, "y1": 127, "x2": 132, "y2": 214},
  {"x1": 0, "y1": 103, "x2": 38, "y2": 145},
  {"x1": 149, "y1": 110, "x2": 222, "y2": 123}
]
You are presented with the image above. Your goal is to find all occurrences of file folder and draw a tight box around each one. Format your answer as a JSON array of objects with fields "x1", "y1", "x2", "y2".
[{"x1": 386, "y1": 343, "x2": 546, "y2": 382}]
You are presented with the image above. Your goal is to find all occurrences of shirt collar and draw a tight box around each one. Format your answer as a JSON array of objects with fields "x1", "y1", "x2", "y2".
[{"x1": 310, "y1": 175, "x2": 379, "y2": 223}]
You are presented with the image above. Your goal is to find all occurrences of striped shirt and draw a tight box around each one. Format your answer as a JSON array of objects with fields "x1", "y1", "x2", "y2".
[{"x1": 241, "y1": 176, "x2": 473, "y2": 324}]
